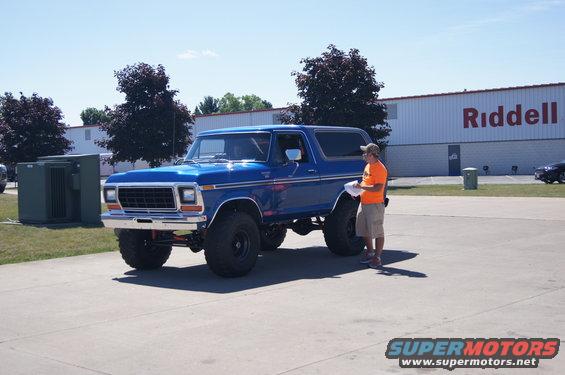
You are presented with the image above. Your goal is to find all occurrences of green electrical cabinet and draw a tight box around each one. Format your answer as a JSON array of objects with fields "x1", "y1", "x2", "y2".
[{"x1": 17, "y1": 154, "x2": 101, "y2": 224}]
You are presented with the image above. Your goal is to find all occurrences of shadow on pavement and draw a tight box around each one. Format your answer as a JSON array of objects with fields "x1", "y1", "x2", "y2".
[{"x1": 113, "y1": 247, "x2": 425, "y2": 293}]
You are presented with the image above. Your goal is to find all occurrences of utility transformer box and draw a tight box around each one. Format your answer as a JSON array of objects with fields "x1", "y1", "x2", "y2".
[{"x1": 17, "y1": 154, "x2": 101, "y2": 224}]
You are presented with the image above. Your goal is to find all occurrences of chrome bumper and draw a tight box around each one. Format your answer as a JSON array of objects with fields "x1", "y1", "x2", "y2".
[{"x1": 101, "y1": 212, "x2": 207, "y2": 231}]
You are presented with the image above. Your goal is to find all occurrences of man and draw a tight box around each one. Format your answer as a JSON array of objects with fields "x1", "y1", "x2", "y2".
[{"x1": 354, "y1": 143, "x2": 387, "y2": 269}]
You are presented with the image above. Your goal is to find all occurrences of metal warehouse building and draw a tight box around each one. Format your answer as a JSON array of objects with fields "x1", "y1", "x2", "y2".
[
  {"x1": 380, "y1": 82, "x2": 564, "y2": 176},
  {"x1": 65, "y1": 82, "x2": 564, "y2": 177}
]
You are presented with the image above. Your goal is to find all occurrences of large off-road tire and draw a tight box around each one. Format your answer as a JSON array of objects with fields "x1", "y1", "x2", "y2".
[
  {"x1": 260, "y1": 225, "x2": 287, "y2": 251},
  {"x1": 0, "y1": 185, "x2": 5, "y2": 194},
  {"x1": 323, "y1": 198, "x2": 364, "y2": 256},
  {"x1": 118, "y1": 230, "x2": 172, "y2": 270},
  {"x1": 204, "y1": 212, "x2": 260, "y2": 277}
]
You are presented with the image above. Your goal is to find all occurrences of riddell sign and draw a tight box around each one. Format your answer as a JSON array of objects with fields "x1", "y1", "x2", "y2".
[{"x1": 463, "y1": 102, "x2": 558, "y2": 128}]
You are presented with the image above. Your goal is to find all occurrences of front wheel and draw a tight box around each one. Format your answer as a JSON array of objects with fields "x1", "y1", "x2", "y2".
[
  {"x1": 558, "y1": 172, "x2": 565, "y2": 184},
  {"x1": 323, "y1": 198, "x2": 364, "y2": 256},
  {"x1": 204, "y1": 212, "x2": 260, "y2": 277},
  {"x1": 118, "y1": 230, "x2": 172, "y2": 270}
]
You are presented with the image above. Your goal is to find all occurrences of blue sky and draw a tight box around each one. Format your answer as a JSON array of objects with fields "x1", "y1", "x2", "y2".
[{"x1": 1, "y1": 0, "x2": 564, "y2": 126}]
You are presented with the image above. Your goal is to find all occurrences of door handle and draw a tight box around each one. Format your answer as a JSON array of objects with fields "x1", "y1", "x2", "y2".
[{"x1": 308, "y1": 169, "x2": 317, "y2": 174}]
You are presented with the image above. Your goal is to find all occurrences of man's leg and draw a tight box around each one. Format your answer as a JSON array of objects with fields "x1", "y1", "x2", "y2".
[
  {"x1": 375, "y1": 236, "x2": 384, "y2": 259},
  {"x1": 364, "y1": 237, "x2": 374, "y2": 253}
]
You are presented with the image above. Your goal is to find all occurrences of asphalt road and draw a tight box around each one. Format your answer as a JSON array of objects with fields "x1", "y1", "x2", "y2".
[{"x1": 0, "y1": 196, "x2": 564, "y2": 374}]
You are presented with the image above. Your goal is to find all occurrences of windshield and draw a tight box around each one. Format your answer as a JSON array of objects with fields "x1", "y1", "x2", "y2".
[{"x1": 185, "y1": 133, "x2": 271, "y2": 163}]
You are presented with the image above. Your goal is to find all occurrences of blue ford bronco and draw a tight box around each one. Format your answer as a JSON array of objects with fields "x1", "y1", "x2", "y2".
[{"x1": 102, "y1": 125, "x2": 371, "y2": 277}]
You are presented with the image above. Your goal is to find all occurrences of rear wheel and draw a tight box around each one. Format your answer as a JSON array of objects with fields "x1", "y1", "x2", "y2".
[
  {"x1": 558, "y1": 172, "x2": 565, "y2": 184},
  {"x1": 323, "y1": 198, "x2": 364, "y2": 256},
  {"x1": 118, "y1": 230, "x2": 172, "y2": 270},
  {"x1": 0, "y1": 185, "x2": 5, "y2": 193},
  {"x1": 204, "y1": 212, "x2": 260, "y2": 277}
]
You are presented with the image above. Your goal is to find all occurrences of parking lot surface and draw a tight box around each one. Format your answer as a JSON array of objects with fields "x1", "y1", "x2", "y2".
[{"x1": 0, "y1": 196, "x2": 564, "y2": 374}]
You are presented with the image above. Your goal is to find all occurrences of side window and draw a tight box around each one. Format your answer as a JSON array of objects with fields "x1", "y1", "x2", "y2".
[
  {"x1": 85, "y1": 129, "x2": 91, "y2": 141},
  {"x1": 274, "y1": 133, "x2": 310, "y2": 164},
  {"x1": 315, "y1": 131, "x2": 366, "y2": 158}
]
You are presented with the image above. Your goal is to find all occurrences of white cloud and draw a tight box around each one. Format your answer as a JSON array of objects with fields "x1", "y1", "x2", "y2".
[
  {"x1": 177, "y1": 49, "x2": 219, "y2": 60},
  {"x1": 445, "y1": 0, "x2": 564, "y2": 35},
  {"x1": 201, "y1": 49, "x2": 219, "y2": 58}
]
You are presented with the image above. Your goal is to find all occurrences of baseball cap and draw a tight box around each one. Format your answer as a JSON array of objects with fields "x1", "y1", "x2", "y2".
[{"x1": 360, "y1": 143, "x2": 380, "y2": 156}]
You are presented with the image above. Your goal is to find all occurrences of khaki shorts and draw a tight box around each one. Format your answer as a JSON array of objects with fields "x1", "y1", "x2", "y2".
[{"x1": 355, "y1": 203, "x2": 385, "y2": 238}]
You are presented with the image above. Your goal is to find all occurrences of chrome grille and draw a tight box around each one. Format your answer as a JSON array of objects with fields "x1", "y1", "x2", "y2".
[{"x1": 118, "y1": 187, "x2": 176, "y2": 210}]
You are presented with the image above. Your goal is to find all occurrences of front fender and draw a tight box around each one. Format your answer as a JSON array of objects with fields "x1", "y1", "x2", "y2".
[{"x1": 203, "y1": 187, "x2": 272, "y2": 227}]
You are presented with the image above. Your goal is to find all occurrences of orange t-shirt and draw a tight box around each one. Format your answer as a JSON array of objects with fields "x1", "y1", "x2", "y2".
[{"x1": 360, "y1": 161, "x2": 388, "y2": 204}]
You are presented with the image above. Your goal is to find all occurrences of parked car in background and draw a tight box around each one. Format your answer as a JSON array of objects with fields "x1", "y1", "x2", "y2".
[
  {"x1": 0, "y1": 164, "x2": 7, "y2": 193},
  {"x1": 534, "y1": 160, "x2": 565, "y2": 184}
]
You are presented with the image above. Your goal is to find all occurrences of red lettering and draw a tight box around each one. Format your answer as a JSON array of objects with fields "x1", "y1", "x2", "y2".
[
  {"x1": 528, "y1": 341, "x2": 544, "y2": 356},
  {"x1": 463, "y1": 103, "x2": 556, "y2": 128},
  {"x1": 507, "y1": 105, "x2": 522, "y2": 126},
  {"x1": 489, "y1": 106, "x2": 504, "y2": 127},
  {"x1": 542, "y1": 340, "x2": 559, "y2": 357},
  {"x1": 526, "y1": 109, "x2": 539, "y2": 125},
  {"x1": 542, "y1": 102, "x2": 548, "y2": 124},
  {"x1": 464, "y1": 108, "x2": 479, "y2": 128},
  {"x1": 464, "y1": 341, "x2": 484, "y2": 355},
  {"x1": 499, "y1": 340, "x2": 514, "y2": 356},
  {"x1": 512, "y1": 341, "x2": 529, "y2": 356},
  {"x1": 483, "y1": 341, "x2": 499, "y2": 356}
]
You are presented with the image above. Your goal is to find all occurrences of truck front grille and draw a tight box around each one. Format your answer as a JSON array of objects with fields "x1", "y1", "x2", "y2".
[{"x1": 118, "y1": 187, "x2": 176, "y2": 210}]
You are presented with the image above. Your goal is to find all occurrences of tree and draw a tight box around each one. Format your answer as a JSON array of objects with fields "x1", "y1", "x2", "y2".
[
  {"x1": 281, "y1": 45, "x2": 391, "y2": 148},
  {"x1": 195, "y1": 96, "x2": 220, "y2": 115},
  {"x1": 241, "y1": 94, "x2": 272, "y2": 111},
  {"x1": 218, "y1": 93, "x2": 273, "y2": 113},
  {"x1": 0, "y1": 92, "x2": 73, "y2": 165},
  {"x1": 80, "y1": 107, "x2": 110, "y2": 125},
  {"x1": 218, "y1": 92, "x2": 243, "y2": 113},
  {"x1": 97, "y1": 63, "x2": 194, "y2": 167}
]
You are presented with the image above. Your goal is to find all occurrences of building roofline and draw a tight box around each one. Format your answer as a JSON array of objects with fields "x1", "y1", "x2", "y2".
[
  {"x1": 195, "y1": 107, "x2": 286, "y2": 118},
  {"x1": 65, "y1": 82, "x2": 564, "y2": 128},
  {"x1": 377, "y1": 82, "x2": 565, "y2": 102}
]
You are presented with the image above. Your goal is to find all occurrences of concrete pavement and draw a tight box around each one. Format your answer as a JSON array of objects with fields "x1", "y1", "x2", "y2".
[{"x1": 0, "y1": 196, "x2": 564, "y2": 374}]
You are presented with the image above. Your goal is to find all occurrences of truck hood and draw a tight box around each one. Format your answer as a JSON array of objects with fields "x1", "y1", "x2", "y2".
[{"x1": 105, "y1": 162, "x2": 272, "y2": 185}]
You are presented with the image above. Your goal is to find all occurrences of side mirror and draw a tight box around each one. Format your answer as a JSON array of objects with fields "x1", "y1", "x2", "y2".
[
  {"x1": 285, "y1": 149, "x2": 301, "y2": 162},
  {"x1": 174, "y1": 158, "x2": 184, "y2": 165}
]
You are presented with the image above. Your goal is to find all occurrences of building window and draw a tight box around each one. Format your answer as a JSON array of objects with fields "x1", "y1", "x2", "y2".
[
  {"x1": 386, "y1": 103, "x2": 398, "y2": 120},
  {"x1": 85, "y1": 129, "x2": 91, "y2": 141}
]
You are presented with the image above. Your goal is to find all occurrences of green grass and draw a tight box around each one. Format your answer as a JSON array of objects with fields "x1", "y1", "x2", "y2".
[
  {"x1": 0, "y1": 194, "x2": 117, "y2": 265},
  {"x1": 387, "y1": 184, "x2": 565, "y2": 197}
]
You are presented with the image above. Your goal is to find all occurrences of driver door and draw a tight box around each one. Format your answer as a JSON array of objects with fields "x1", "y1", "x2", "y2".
[{"x1": 270, "y1": 131, "x2": 321, "y2": 219}]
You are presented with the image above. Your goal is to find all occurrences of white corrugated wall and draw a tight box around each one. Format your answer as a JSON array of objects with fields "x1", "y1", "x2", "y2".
[{"x1": 382, "y1": 84, "x2": 565, "y2": 145}]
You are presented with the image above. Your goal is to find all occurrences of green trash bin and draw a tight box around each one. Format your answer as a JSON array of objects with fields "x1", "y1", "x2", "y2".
[{"x1": 462, "y1": 167, "x2": 478, "y2": 190}]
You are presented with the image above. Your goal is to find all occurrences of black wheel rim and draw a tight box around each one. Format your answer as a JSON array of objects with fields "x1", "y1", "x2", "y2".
[{"x1": 232, "y1": 230, "x2": 250, "y2": 260}]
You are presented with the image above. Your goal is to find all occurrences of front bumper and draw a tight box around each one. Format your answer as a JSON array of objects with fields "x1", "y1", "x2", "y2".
[{"x1": 101, "y1": 211, "x2": 207, "y2": 231}]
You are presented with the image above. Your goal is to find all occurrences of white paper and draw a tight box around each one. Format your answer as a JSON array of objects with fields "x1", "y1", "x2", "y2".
[{"x1": 344, "y1": 180, "x2": 363, "y2": 197}]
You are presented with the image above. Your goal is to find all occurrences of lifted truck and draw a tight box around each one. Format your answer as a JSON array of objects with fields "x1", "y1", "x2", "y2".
[{"x1": 102, "y1": 125, "x2": 371, "y2": 277}]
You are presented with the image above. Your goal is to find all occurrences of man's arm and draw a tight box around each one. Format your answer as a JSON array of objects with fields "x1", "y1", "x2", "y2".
[{"x1": 353, "y1": 182, "x2": 384, "y2": 192}]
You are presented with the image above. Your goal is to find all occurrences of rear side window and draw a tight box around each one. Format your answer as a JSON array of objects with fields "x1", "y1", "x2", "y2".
[{"x1": 315, "y1": 131, "x2": 367, "y2": 158}]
